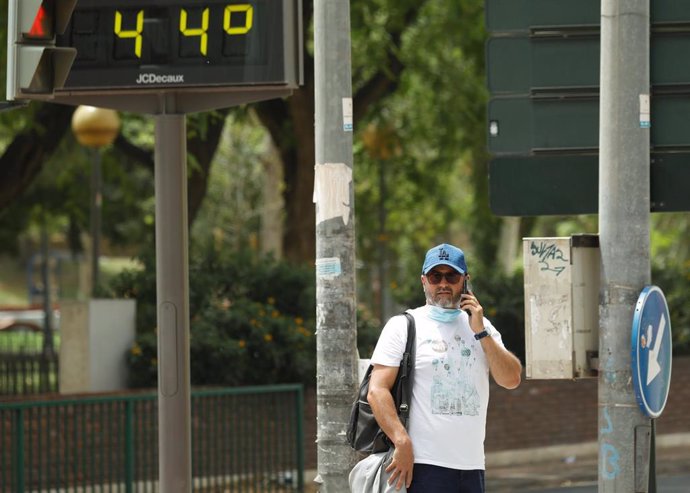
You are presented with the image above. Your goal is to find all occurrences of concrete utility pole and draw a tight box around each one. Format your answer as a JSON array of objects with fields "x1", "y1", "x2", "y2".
[
  {"x1": 313, "y1": 0, "x2": 358, "y2": 490},
  {"x1": 598, "y1": 0, "x2": 653, "y2": 491}
]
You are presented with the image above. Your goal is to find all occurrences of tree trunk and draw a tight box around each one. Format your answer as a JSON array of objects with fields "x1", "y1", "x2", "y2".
[
  {"x1": 260, "y1": 145, "x2": 284, "y2": 258},
  {"x1": 256, "y1": 76, "x2": 317, "y2": 265},
  {"x1": 497, "y1": 217, "x2": 521, "y2": 275},
  {"x1": 285, "y1": 89, "x2": 317, "y2": 264},
  {"x1": 0, "y1": 104, "x2": 75, "y2": 210},
  {"x1": 186, "y1": 110, "x2": 229, "y2": 224}
]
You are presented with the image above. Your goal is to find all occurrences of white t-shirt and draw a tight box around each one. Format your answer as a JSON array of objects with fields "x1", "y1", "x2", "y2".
[{"x1": 370, "y1": 305, "x2": 505, "y2": 470}]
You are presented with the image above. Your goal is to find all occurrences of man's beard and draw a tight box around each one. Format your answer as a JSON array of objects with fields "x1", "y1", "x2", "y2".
[{"x1": 424, "y1": 284, "x2": 461, "y2": 308}]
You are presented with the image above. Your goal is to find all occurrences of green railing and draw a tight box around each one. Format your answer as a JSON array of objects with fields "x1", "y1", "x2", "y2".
[
  {"x1": 0, "y1": 384, "x2": 304, "y2": 492},
  {"x1": 0, "y1": 325, "x2": 60, "y2": 395}
]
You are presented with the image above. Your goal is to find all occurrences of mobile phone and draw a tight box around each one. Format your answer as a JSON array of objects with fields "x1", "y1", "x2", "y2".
[{"x1": 462, "y1": 279, "x2": 472, "y2": 317}]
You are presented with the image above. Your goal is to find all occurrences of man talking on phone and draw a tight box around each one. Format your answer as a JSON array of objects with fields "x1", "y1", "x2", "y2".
[{"x1": 367, "y1": 243, "x2": 522, "y2": 492}]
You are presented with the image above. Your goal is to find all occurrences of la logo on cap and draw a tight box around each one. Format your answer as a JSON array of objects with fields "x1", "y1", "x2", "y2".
[{"x1": 438, "y1": 248, "x2": 450, "y2": 261}]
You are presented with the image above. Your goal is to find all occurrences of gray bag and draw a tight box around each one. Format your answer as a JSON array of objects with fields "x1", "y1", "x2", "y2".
[{"x1": 348, "y1": 448, "x2": 405, "y2": 492}]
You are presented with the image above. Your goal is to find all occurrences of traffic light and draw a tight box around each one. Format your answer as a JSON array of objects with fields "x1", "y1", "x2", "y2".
[{"x1": 6, "y1": 0, "x2": 77, "y2": 100}]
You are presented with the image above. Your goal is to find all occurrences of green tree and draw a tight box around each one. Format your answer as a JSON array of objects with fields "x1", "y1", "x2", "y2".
[
  {"x1": 351, "y1": 0, "x2": 497, "y2": 314},
  {"x1": 1, "y1": 0, "x2": 495, "y2": 268}
]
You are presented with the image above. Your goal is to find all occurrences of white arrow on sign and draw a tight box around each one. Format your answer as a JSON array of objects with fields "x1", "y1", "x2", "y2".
[{"x1": 646, "y1": 313, "x2": 666, "y2": 385}]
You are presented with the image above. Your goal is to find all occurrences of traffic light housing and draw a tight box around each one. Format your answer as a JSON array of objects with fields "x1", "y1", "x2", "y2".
[{"x1": 6, "y1": 0, "x2": 77, "y2": 100}]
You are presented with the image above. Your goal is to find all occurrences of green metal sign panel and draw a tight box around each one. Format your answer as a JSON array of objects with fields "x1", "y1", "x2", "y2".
[
  {"x1": 490, "y1": 153, "x2": 690, "y2": 215},
  {"x1": 650, "y1": 153, "x2": 690, "y2": 211},
  {"x1": 488, "y1": 97, "x2": 598, "y2": 154},
  {"x1": 488, "y1": 94, "x2": 690, "y2": 154},
  {"x1": 487, "y1": 36, "x2": 599, "y2": 94},
  {"x1": 651, "y1": 35, "x2": 690, "y2": 88},
  {"x1": 653, "y1": 0, "x2": 690, "y2": 24},
  {"x1": 489, "y1": 155, "x2": 597, "y2": 215},
  {"x1": 488, "y1": 35, "x2": 690, "y2": 94},
  {"x1": 653, "y1": 96, "x2": 690, "y2": 148},
  {"x1": 486, "y1": 0, "x2": 690, "y2": 33},
  {"x1": 486, "y1": 0, "x2": 599, "y2": 33}
]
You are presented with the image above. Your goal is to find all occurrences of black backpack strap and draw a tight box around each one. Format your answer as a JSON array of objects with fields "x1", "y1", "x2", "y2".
[{"x1": 396, "y1": 312, "x2": 416, "y2": 428}]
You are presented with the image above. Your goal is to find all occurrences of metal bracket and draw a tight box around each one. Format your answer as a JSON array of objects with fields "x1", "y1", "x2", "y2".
[
  {"x1": 0, "y1": 100, "x2": 29, "y2": 112},
  {"x1": 634, "y1": 424, "x2": 652, "y2": 493}
]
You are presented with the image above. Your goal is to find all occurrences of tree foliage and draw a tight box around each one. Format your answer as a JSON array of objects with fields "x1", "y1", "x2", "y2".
[{"x1": 109, "y1": 245, "x2": 318, "y2": 387}]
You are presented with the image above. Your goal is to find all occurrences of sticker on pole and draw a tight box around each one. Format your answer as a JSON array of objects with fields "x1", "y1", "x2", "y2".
[{"x1": 631, "y1": 285, "x2": 672, "y2": 418}]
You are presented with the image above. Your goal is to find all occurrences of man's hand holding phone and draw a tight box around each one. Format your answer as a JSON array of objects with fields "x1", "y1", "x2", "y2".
[{"x1": 461, "y1": 278, "x2": 488, "y2": 337}]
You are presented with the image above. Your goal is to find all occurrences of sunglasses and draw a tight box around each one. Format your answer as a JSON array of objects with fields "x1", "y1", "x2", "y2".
[{"x1": 425, "y1": 271, "x2": 462, "y2": 285}]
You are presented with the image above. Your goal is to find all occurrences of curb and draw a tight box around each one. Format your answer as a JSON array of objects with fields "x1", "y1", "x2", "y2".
[{"x1": 486, "y1": 432, "x2": 690, "y2": 467}]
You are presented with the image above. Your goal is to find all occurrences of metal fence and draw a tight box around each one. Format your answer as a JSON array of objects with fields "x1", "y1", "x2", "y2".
[
  {"x1": 0, "y1": 324, "x2": 59, "y2": 396},
  {"x1": 0, "y1": 385, "x2": 304, "y2": 492}
]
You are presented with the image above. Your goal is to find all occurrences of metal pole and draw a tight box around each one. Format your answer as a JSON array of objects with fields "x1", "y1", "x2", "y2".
[
  {"x1": 598, "y1": 0, "x2": 652, "y2": 491},
  {"x1": 155, "y1": 113, "x2": 192, "y2": 493},
  {"x1": 40, "y1": 206, "x2": 54, "y2": 393},
  {"x1": 378, "y1": 161, "x2": 392, "y2": 322},
  {"x1": 90, "y1": 148, "x2": 102, "y2": 296},
  {"x1": 314, "y1": 0, "x2": 357, "y2": 490},
  {"x1": 40, "y1": 206, "x2": 53, "y2": 344}
]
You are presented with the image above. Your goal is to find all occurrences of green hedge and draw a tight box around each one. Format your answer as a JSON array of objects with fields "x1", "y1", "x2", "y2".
[{"x1": 108, "y1": 247, "x2": 317, "y2": 388}]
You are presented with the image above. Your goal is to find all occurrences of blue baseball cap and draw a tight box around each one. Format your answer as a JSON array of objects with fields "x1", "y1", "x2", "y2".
[{"x1": 422, "y1": 243, "x2": 467, "y2": 275}]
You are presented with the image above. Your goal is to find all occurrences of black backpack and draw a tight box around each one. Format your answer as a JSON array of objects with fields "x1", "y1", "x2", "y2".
[{"x1": 346, "y1": 312, "x2": 416, "y2": 454}]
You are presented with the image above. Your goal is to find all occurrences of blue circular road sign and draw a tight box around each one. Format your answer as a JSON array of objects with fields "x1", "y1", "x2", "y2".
[{"x1": 631, "y1": 285, "x2": 672, "y2": 418}]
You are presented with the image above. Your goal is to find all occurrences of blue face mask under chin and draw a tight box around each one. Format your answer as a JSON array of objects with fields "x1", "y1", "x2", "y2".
[{"x1": 428, "y1": 305, "x2": 461, "y2": 323}]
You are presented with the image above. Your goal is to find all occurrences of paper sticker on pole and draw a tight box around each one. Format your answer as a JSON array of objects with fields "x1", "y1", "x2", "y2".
[
  {"x1": 631, "y1": 285, "x2": 672, "y2": 418},
  {"x1": 342, "y1": 98, "x2": 353, "y2": 132},
  {"x1": 639, "y1": 94, "x2": 651, "y2": 128},
  {"x1": 313, "y1": 163, "x2": 352, "y2": 226},
  {"x1": 316, "y1": 257, "x2": 342, "y2": 280}
]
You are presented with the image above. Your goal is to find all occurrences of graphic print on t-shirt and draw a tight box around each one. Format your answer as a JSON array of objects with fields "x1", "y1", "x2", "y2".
[{"x1": 428, "y1": 334, "x2": 480, "y2": 416}]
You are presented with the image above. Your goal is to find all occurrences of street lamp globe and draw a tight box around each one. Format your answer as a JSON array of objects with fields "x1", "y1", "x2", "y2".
[{"x1": 71, "y1": 105, "x2": 121, "y2": 148}]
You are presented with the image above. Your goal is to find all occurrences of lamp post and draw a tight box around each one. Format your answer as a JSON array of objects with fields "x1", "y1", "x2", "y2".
[{"x1": 71, "y1": 106, "x2": 121, "y2": 297}]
